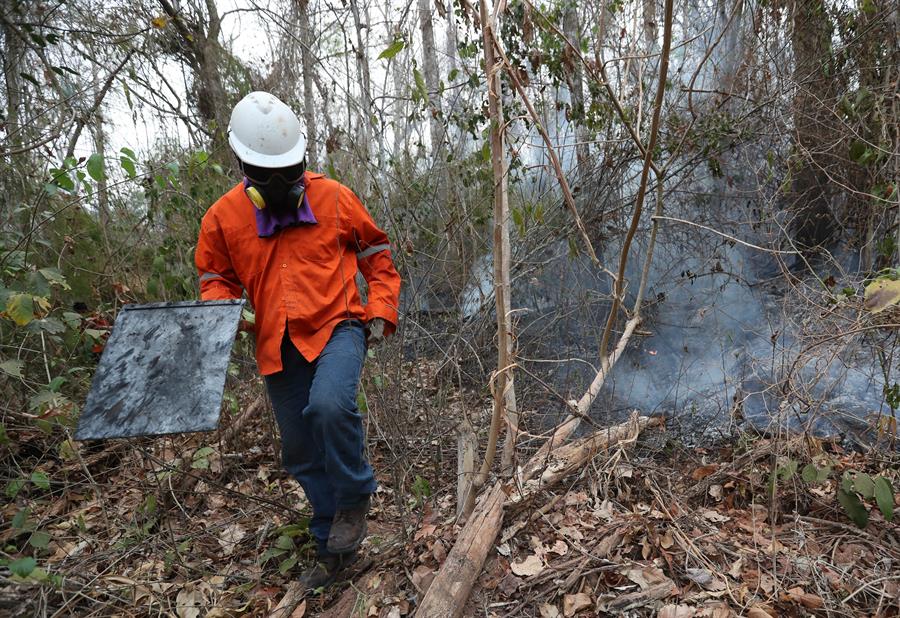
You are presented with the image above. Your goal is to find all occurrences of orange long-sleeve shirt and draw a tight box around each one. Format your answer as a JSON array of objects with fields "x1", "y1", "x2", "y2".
[{"x1": 195, "y1": 172, "x2": 401, "y2": 375}]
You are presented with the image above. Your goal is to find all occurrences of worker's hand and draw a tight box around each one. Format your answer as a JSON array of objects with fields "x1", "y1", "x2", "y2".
[
  {"x1": 238, "y1": 319, "x2": 255, "y2": 334},
  {"x1": 366, "y1": 318, "x2": 387, "y2": 346}
]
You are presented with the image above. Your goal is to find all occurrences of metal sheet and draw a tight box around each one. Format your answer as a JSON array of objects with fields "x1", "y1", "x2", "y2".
[{"x1": 75, "y1": 299, "x2": 245, "y2": 440}]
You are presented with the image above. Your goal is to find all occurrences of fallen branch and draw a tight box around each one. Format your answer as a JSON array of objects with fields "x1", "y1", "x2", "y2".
[
  {"x1": 416, "y1": 413, "x2": 652, "y2": 618},
  {"x1": 508, "y1": 413, "x2": 651, "y2": 505},
  {"x1": 221, "y1": 395, "x2": 265, "y2": 444},
  {"x1": 415, "y1": 483, "x2": 507, "y2": 618},
  {"x1": 518, "y1": 315, "x2": 641, "y2": 483},
  {"x1": 269, "y1": 583, "x2": 304, "y2": 618}
]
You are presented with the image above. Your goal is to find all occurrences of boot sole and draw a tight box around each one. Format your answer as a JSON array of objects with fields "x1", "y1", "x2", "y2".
[{"x1": 326, "y1": 519, "x2": 367, "y2": 554}]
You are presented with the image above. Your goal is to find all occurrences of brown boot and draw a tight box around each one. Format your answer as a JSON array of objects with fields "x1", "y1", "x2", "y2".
[
  {"x1": 299, "y1": 550, "x2": 358, "y2": 591},
  {"x1": 326, "y1": 496, "x2": 370, "y2": 554}
]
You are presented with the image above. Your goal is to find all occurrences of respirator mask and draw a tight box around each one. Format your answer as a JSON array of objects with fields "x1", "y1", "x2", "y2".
[{"x1": 240, "y1": 160, "x2": 307, "y2": 212}]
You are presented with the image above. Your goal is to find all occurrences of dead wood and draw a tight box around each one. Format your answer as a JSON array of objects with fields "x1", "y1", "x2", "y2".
[
  {"x1": 415, "y1": 482, "x2": 507, "y2": 618},
  {"x1": 603, "y1": 580, "x2": 677, "y2": 613},
  {"x1": 508, "y1": 414, "x2": 651, "y2": 506},
  {"x1": 221, "y1": 395, "x2": 265, "y2": 445},
  {"x1": 269, "y1": 582, "x2": 304, "y2": 618},
  {"x1": 416, "y1": 414, "x2": 652, "y2": 617}
]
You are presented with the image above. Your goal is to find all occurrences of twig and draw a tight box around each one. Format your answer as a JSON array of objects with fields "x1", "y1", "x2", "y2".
[
  {"x1": 651, "y1": 215, "x2": 800, "y2": 255},
  {"x1": 842, "y1": 574, "x2": 900, "y2": 604}
]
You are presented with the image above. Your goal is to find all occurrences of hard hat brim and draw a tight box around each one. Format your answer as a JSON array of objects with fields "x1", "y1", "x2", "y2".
[{"x1": 228, "y1": 129, "x2": 308, "y2": 169}]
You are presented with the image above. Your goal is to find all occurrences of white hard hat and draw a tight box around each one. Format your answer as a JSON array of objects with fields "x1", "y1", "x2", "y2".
[{"x1": 228, "y1": 92, "x2": 307, "y2": 168}]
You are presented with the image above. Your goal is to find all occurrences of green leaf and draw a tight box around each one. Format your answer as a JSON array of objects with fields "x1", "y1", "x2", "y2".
[
  {"x1": 29, "y1": 530, "x2": 51, "y2": 549},
  {"x1": 58, "y1": 439, "x2": 76, "y2": 461},
  {"x1": 62, "y1": 312, "x2": 82, "y2": 329},
  {"x1": 278, "y1": 556, "x2": 298, "y2": 575},
  {"x1": 12, "y1": 508, "x2": 31, "y2": 529},
  {"x1": 34, "y1": 318, "x2": 66, "y2": 335},
  {"x1": 412, "y1": 475, "x2": 431, "y2": 499},
  {"x1": 853, "y1": 473, "x2": 875, "y2": 499},
  {"x1": 6, "y1": 293, "x2": 35, "y2": 326},
  {"x1": 20, "y1": 72, "x2": 41, "y2": 87},
  {"x1": 778, "y1": 459, "x2": 798, "y2": 481},
  {"x1": 190, "y1": 457, "x2": 209, "y2": 470},
  {"x1": 192, "y1": 446, "x2": 214, "y2": 468},
  {"x1": 378, "y1": 38, "x2": 405, "y2": 60},
  {"x1": 801, "y1": 463, "x2": 818, "y2": 483},
  {"x1": 31, "y1": 470, "x2": 50, "y2": 490},
  {"x1": 84, "y1": 328, "x2": 107, "y2": 340},
  {"x1": 0, "y1": 359, "x2": 24, "y2": 378},
  {"x1": 357, "y1": 391, "x2": 368, "y2": 414},
  {"x1": 413, "y1": 68, "x2": 428, "y2": 103},
  {"x1": 86, "y1": 153, "x2": 105, "y2": 182},
  {"x1": 259, "y1": 547, "x2": 286, "y2": 563},
  {"x1": 275, "y1": 522, "x2": 309, "y2": 537},
  {"x1": 50, "y1": 169, "x2": 75, "y2": 192},
  {"x1": 874, "y1": 476, "x2": 894, "y2": 522},
  {"x1": 841, "y1": 471, "x2": 854, "y2": 493},
  {"x1": 837, "y1": 488, "x2": 869, "y2": 528},
  {"x1": 274, "y1": 535, "x2": 295, "y2": 551},
  {"x1": 120, "y1": 156, "x2": 136, "y2": 178},
  {"x1": 120, "y1": 147, "x2": 137, "y2": 160},
  {"x1": 849, "y1": 139, "x2": 866, "y2": 163},
  {"x1": 0, "y1": 423, "x2": 8, "y2": 446},
  {"x1": 38, "y1": 267, "x2": 70, "y2": 290},
  {"x1": 9, "y1": 557, "x2": 36, "y2": 578},
  {"x1": 6, "y1": 479, "x2": 25, "y2": 498}
]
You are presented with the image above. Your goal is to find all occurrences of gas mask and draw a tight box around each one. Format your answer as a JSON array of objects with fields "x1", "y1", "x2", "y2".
[{"x1": 240, "y1": 160, "x2": 307, "y2": 213}]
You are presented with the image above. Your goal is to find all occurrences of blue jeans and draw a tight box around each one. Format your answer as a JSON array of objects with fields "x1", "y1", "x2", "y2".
[{"x1": 264, "y1": 320, "x2": 376, "y2": 553}]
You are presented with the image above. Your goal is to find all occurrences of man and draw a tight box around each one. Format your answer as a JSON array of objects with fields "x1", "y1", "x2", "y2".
[{"x1": 195, "y1": 92, "x2": 401, "y2": 589}]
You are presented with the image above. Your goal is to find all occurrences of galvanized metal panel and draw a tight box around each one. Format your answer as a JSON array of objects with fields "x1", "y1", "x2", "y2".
[{"x1": 75, "y1": 299, "x2": 245, "y2": 440}]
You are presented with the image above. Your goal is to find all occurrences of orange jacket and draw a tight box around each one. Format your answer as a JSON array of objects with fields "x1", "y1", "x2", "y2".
[{"x1": 195, "y1": 172, "x2": 401, "y2": 375}]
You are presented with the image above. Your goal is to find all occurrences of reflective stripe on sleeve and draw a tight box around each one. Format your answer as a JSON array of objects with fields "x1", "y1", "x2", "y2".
[
  {"x1": 356, "y1": 244, "x2": 391, "y2": 260},
  {"x1": 199, "y1": 272, "x2": 225, "y2": 282}
]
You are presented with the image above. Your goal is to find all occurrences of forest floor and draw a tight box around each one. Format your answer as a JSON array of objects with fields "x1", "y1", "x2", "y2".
[{"x1": 2, "y1": 359, "x2": 899, "y2": 618}]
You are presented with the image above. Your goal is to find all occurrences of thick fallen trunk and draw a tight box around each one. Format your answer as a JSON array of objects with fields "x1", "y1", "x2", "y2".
[
  {"x1": 416, "y1": 413, "x2": 650, "y2": 617},
  {"x1": 414, "y1": 483, "x2": 507, "y2": 618},
  {"x1": 269, "y1": 582, "x2": 304, "y2": 618}
]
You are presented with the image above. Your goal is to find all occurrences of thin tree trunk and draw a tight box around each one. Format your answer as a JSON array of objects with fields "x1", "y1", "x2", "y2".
[
  {"x1": 1, "y1": 13, "x2": 25, "y2": 232},
  {"x1": 158, "y1": 0, "x2": 230, "y2": 157},
  {"x1": 789, "y1": 0, "x2": 837, "y2": 251},
  {"x1": 562, "y1": 4, "x2": 590, "y2": 173},
  {"x1": 477, "y1": 0, "x2": 518, "y2": 482},
  {"x1": 643, "y1": 0, "x2": 658, "y2": 51},
  {"x1": 391, "y1": 39, "x2": 408, "y2": 165},
  {"x1": 297, "y1": 0, "x2": 319, "y2": 168},
  {"x1": 90, "y1": 63, "x2": 111, "y2": 254},
  {"x1": 418, "y1": 0, "x2": 444, "y2": 160},
  {"x1": 349, "y1": 0, "x2": 373, "y2": 192}
]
